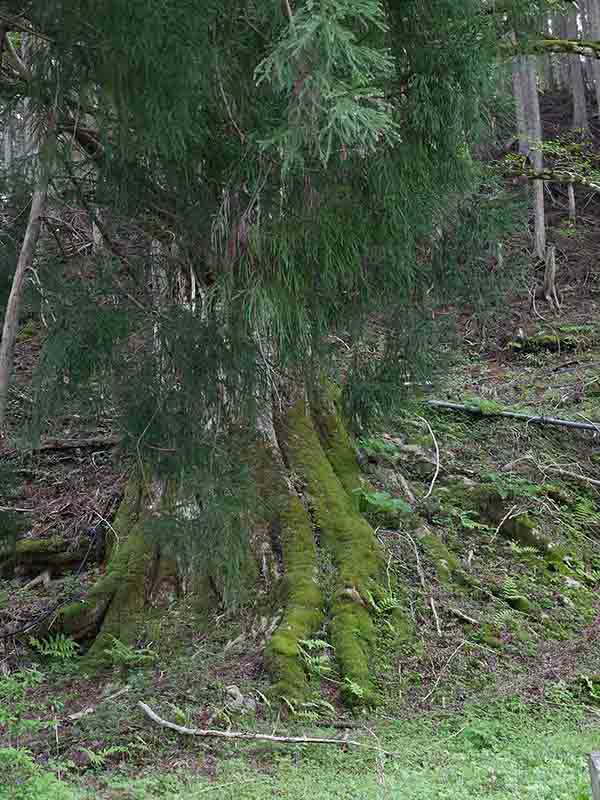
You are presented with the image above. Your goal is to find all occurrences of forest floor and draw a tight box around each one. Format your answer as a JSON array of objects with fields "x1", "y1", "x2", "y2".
[
  {"x1": 3, "y1": 262, "x2": 600, "y2": 797},
  {"x1": 3, "y1": 99, "x2": 600, "y2": 799}
]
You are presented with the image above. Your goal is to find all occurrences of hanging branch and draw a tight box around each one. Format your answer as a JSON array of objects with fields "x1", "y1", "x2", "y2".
[{"x1": 425, "y1": 400, "x2": 600, "y2": 433}]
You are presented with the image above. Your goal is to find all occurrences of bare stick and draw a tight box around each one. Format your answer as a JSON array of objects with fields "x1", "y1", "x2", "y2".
[
  {"x1": 492, "y1": 504, "x2": 519, "y2": 540},
  {"x1": 545, "y1": 466, "x2": 600, "y2": 488},
  {"x1": 283, "y1": 0, "x2": 294, "y2": 22},
  {"x1": 68, "y1": 687, "x2": 130, "y2": 720},
  {"x1": 429, "y1": 596, "x2": 442, "y2": 636},
  {"x1": 138, "y1": 702, "x2": 397, "y2": 755},
  {"x1": 416, "y1": 416, "x2": 441, "y2": 498},
  {"x1": 448, "y1": 607, "x2": 479, "y2": 626},
  {"x1": 402, "y1": 531, "x2": 426, "y2": 590}
]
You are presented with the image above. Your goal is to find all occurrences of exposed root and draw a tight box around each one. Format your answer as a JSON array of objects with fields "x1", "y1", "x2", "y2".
[
  {"x1": 280, "y1": 399, "x2": 384, "y2": 706},
  {"x1": 267, "y1": 494, "x2": 323, "y2": 703}
]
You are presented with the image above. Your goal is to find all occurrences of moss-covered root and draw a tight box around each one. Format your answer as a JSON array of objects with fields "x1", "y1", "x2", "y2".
[
  {"x1": 50, "y1": 478, "x2": 149, "y2": 657},
  {"x1": 82, "y1": 524, "x2": 157, "y2": 667},
  {"x1": 311, "y1": 389, "x2": 362, "y2": 500},
  {"x1": 267, "y1": 494, "x2": 323, "y2": 704},
  {"x1": 282, "y1": 400, "x2": 384, "y2": 706}
]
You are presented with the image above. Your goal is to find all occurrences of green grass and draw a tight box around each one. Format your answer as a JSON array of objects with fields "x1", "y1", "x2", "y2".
[{"x1": 4, "y1": 703, "x2": 596, "y2": 799}]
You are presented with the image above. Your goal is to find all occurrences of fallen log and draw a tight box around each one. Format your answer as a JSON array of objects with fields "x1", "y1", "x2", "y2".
[{"x1": 425, "y1": 400, "x2": 600, "y2": 434}]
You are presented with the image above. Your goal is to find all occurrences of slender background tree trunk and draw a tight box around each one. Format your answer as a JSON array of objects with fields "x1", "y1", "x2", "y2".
[
  {"x1": 0, "y1": 136, "x2": 52, "y2": 429},
  {"x1": 567, "y1": 9, "x2": 590, "y2": 133}
]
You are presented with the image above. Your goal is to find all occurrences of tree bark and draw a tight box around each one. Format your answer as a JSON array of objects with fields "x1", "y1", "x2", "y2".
[
  {"x1": 584, "y1": 0, "x2": 600, "y2": 115},
  {"x1": 0, "y1": 152, "x2": 51, "y2": 429},
  {"x1": 566, "y1": 9, "x2": 590, "y2": 133},
  {"x1": 512, "y1": 55, "x2": 529, "y2": 156},
  {"x1": 520, "y1": 56, "x2": 546, "y2": 260}
]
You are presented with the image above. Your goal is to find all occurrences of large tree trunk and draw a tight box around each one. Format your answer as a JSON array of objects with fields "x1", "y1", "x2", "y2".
[{"x1": 46, "y1": 389, "x2": 393, "y2": 707}]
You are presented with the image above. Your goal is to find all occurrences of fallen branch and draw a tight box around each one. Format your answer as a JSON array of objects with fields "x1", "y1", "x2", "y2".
[
  {"x1": 501, "y1": 455, "x2": 600, "y2": 489},
  {"x1": 448, "y1": 607, "x2": 480, "y2": 626},
  {"x1": 425, "y1": 400, "x2": 600, "y2": 433},
  {"x1": 544, "y1": 466, "x2": 600, "y2": 488},
  {"x1": 138, "y1": 702, "x2": 396, "y2": 754},
  {"x1": 416, "y1": 415, "x2": 441, "y2": 499},
  {"x1": 3, "y1": 436, "x2": 120, "y2": 458}
]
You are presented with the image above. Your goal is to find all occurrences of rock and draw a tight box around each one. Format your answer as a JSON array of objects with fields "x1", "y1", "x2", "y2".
[
  {"x1": 226, "y1": 685, "x2": 257, "y2": 713},
  {"x1": 558, "y1": 594, "x2": 575, "y2": 608},
  {"x1": 564, "y1": 576, "x2": 583, "y2": 590}
]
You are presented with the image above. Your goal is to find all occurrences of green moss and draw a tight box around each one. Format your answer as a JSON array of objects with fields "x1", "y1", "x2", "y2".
[
  {"x1": 509, "y1": 328, "x2": 600, "y2": 354},
  {"x1": 505, "y1": 594, "x2": 536, "y2": 615},
  {"x1": 311, "y1": 390, "x2": 363, "y2": 502},
  {"x1": 284, "y1": 400, "x2": 384, "y2": 706},
  {"x1": 419, "y1": 530, "x2": 474, "y2": 590},
  {"x1": 478, "y1": 624, "x2": 504, "y2": 649},
  {"x1": 16, "y1": 536, "x2": 67, "y2": 554},
  {"x1": 83, "y1": 523, "x2": 156, "y2": 667},
  {"x1": 48, "y1": 478, "x2": 151, "y2": 663},
  {"x1": 268, "y1": 494, "x2": 324, "y2": 703},
  {"x1": 470, "y1": 486, "x2": 567, "y2": 563},
  {"x1": 13, "y1": 536, "x2": 88, "y2": 574}
]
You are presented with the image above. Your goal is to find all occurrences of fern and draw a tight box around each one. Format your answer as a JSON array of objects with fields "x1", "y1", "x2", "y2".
[
  {"x1": 29, "y1": 634, "x2": 79, "y2": 661},
  {"x1": 354, "y1": 488, "x2": 412, "y2": 516},
  {"x1": 79, "y1": 745, "x2": 129, "y2": 769},
  {"x1": 364, "y1": 588, "x2": 401, "y2": 615},
  {"x1": 298, "y1": 639, "x2": 334, "y2": 678},
  {"x1": 103, "y1": 635, "x2": 157, "y2": 667},
  {"x1": 489, "y1": 608, "x2": 514, "y2": 628},
  {"x1": 501, "y1": 577, "x2": 529, "y2": 606},
  {"x1": 508, "y1": 541, "x2": 538, "y2": 558}
]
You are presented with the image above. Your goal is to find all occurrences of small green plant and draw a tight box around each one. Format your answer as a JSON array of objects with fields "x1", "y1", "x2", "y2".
[
  {"x1": 354, "y1": 487, "x2": 412, "y2": 516},
  {"x1": 508, "y1": 541, "x2": 538, "y2": 559},
  {"x1": 79, "y1": 744, "x2": 129, "y2": 769},
  {"x1": 281, "y1": 696, "x2": 336, "y2": 720},
  {"x1": 488, "y1": 607, "x2": 514, "y2": 629},
  {"x1": 103, "y1": 635, "x2": 158, "y2": 668},
  {"x1": 580, "y1": 675, "x2": 600, "y2": 705},
  {"x1": 501, "y1": 577, "x2": 527, "y2": 604},
  {"x1": 456, "y1": 509, "x2": 494, "y2": 532},
  {"x1": 342, "y1": 677, "x2": 365, "y2": 700},
  {"x1": 0, "y1": 747, "x2": 77, "y2": 799},
  {"x1": 29, "y1": 634, "x2": 79, "y2": 661},
  {"x1": 298, "y1": 639, "x2": 334, "y2": 678},
  {"x1": 358, "y1": 437, "x2": 399, "y2": 458}
]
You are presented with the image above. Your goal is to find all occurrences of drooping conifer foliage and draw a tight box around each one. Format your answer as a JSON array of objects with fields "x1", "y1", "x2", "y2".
[{"x1": 1, "y1": 2, "x2": 523, "y2": 619}]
